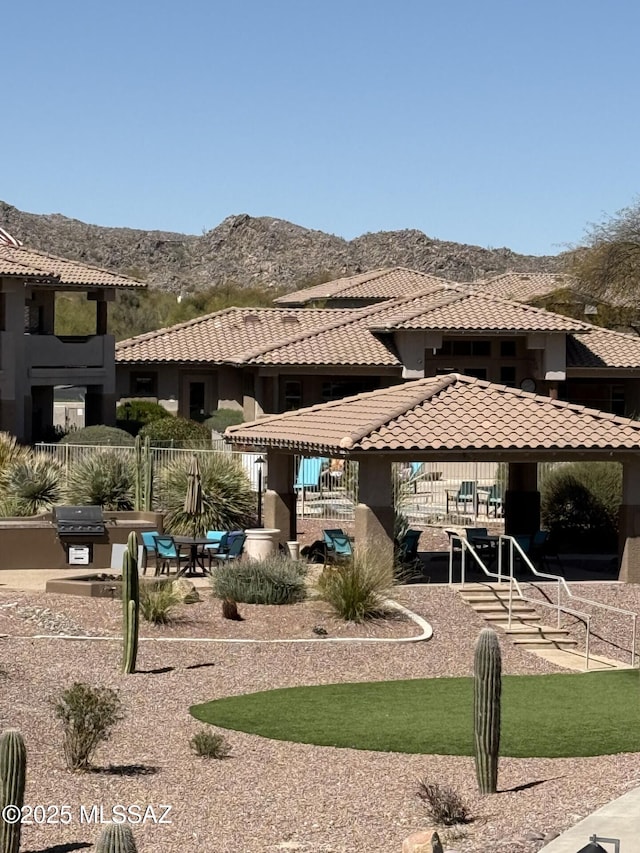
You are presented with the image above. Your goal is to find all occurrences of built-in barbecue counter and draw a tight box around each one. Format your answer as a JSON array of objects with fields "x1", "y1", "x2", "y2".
[{"x1": 0, "y1": 511, "x2": 164, "y2": 570}]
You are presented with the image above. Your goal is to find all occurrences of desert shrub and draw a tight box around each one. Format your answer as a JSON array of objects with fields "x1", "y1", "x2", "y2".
[
  {"x1": 541, "y1": 461, "x2": 622, "y2": 551},
  {"x1": 316, "y1": 552, "x2": 397, "y2": 622},
  {"x1": 212, "y1": 555, "x2": 308, "y2": 605},
  {"x1": 139, "y1": 416, "x2": 211, "y2": 446},
  {"x1": 60, "y1": 425, "x2": 135, "y2": 446},
  {"x1": 116, "y1": 399, "x2": 172, "y2": 436},
  {"x1": 64, "y1": 450, "x2": 134, "y2": 510},
  {"x1": 417, "y1": 780, "x2": 471, "y2": 826},
  {"x1": 190, "y1": 729, "x2": 231, "y2": 759},
  {"x1": 52, "y1": 682, "x2": 124, "y2": 771},
  {"x1": 0, "y1": 453, "x2": 62, "y2": 516},
  {"x1": 140, "y1": 580, "x2": 182, "y2": 624},
  {"x1": 0, "y1": 432, "x2": 28, "y2": 470},
  {"x1": 203, "y1": 408, "x2": 244, "y2": 434},
  {"x1": 158, "y1": 453, "x2": 255, "y2": 535}
]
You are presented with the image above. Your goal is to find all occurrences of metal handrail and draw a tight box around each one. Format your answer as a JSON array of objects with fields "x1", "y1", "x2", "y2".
[
  {"x1": 449, "y1": 533, "x2": 595, "y2": 670},
  {"x1": 500, "y1": 535, "x2": 638, "y2": 668}
]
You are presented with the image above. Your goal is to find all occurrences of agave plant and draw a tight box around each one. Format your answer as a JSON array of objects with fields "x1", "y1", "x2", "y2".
[
  {"x1": 0, "y1": 454, "x2": 62, "y2": 516},
  {"x1": 158, "y1": 453, "x2": 255, "y2": 535},
  {"x1": 64, "y1": 450, "x2": 134, "y2": 510}
]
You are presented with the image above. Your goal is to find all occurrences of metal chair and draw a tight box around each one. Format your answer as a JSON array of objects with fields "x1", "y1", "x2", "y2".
[
  {"x1": 322, "y1": 528, "x2": 353, "y2": 564},
  {"x1": 445, "y1": 481, "x2": 477, "y2": 515},
  {"x1": 210, "y1": 533, "x2": 246, "y2": 567},
  {"x1": 140, "y1": 530, "x2": 160, "y2": 575},
  {"x1": 153, "y1": 535, "x2": 189, "y2": 577}
]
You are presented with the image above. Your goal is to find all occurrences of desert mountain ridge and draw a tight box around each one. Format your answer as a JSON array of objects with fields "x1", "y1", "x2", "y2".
[{"x1": 0, "y1": 201, "x2": 564, "y2": 293}]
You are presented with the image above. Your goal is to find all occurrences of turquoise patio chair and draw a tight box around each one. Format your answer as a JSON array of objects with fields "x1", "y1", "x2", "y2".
[
  {"x1": 211, "y1": 533, "x2": 246, "y2": 567},
  {"x1": 140, "y1": 530, "x2": 160, "y2": 575},
  {"x1": 322, "y1": 528, "x2": 353, "y2": 564}
]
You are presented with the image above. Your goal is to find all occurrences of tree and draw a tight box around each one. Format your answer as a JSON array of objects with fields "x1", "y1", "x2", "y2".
[{"x1": 567, "y1": 198, "x2": 640, "y2": 302}]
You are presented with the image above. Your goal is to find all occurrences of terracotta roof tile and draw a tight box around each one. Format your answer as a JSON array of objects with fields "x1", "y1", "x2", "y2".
[
  {"x1": 115, "y1": 307, "x2": 398, "y2": 366},
  {"x1": 0, "y1": 243, "x2": 144, "y2": 288},
  {"x1": 478, "y1": 272, "x2": 576, "y2": 301},
  {"x1": 567, "y1": 327, "x2": 640, "y2": 368},
  {"x1": 366, "y1": 284, "x2": 590, "y2": 333},
  {"x1": 226, "y1": 374, "x2": 640, "y2": 455},
  {"x1": 273, "y1": 267, "x2": 452, "y2": 305}
]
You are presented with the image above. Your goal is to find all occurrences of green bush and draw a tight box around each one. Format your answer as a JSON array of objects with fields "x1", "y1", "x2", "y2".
[
  {"x1": 212, "y1": 555, "x2": 308, "y2": 605},
  {"x1": 116, "y1": 400, "x2": 171, "y2": 436},
  {"x1": 60, "y1": 425, "x2": 135, "y2": 446},
  {"x1": 52, "y1": 683, "x2": 124, "y2": 771},
  {"x1": 140, "y1": 581, "x2": 182, "y2": 624},
  {"x1": 64, "y1": 450, "x2": 134, "y2": 510},
  {"x1": 316, "y1": 552, "x2": 397, "y2": 622},
  {"x1": 138, "y1": 416, "x2": 211, "y2": 446},
  {"x1": 203, "y1": 408, "x2": 244, "y2": 434},
  {"x1": 158, "y1": 453, "x2": 255, "y2": 535},
  {"x1": 189, "y1": 728, "x2": 231, "y2": 759},
  {"x1": 0, "y1": 454, "x2": 62, "y2": 516},
  {"x1": 541, "y1": 462, "x2": 622, "y2": 551}
]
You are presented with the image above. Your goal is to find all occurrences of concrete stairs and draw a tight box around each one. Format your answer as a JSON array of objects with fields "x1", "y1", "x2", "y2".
[
  {"x1": 459, "y1": 583, "x2": 577, "y2": 650},
  {"x1": 458, "y1": 583, "x2": 632, "y2": 671}
]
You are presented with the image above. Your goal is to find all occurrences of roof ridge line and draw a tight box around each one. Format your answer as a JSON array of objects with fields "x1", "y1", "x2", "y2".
[
  {"x1": 338, "y1": 375, "x2": 459, "y2": 448},
  {"x1": 116, "y1": 306, "x2": 241, "y2": 349},
  {"x1": 225, "y1": 302, "x2": 391, "y2": 363}
]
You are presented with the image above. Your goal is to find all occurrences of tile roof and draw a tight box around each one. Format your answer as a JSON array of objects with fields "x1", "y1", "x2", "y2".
[
  {"x1": 0, "y1": 242, "x2": 144, "y2": 288},
  {"x1": 115, "y1": 306, "x2": 400, "y2": 367},
  {"x1": 366, "y1": 283, "x2": 591, "y2": 333},
  {"x1": 273, "y1": 267, "x2": 453, "y2": 305},
  {"x1": 226, "y1": 374, "x2": 640, "y2": 455},
  {"x1": 478, "y1": 272, "x2": 576, "y2": 301},
  {"x1": 567, "y1": 327, "x2": 640, "y2": 369}
]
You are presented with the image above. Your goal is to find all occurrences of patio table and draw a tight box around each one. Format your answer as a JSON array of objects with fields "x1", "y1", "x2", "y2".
[{"x1": 172, "y1": 536, "x2": 217, "y2": 577}]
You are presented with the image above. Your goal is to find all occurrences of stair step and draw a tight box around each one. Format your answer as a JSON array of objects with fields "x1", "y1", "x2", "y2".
[
  {"x1": 504, "y1": 627, "x2": 571, "y2": 639},
  {"x1": 512, "y1": 637, "x2": 578, "y2": 648},
  {"x1": 471, "y1": 602, "x2": 537, "y2": 613}
]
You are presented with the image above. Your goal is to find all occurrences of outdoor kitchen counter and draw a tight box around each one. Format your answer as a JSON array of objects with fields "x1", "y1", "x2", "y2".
[{"x1": 0, "y1": 511, "x2": 164, "y2": 571}]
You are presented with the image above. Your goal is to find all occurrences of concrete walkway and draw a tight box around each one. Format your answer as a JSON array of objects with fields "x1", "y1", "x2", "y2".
[{"x1": 537, "y1": 784, "x2": 640, "y2": 851}]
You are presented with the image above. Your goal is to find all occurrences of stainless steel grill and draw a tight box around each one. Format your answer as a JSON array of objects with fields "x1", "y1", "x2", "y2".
[{"x1": 54, "y1": 506, "x2": 106, "y2": 537}]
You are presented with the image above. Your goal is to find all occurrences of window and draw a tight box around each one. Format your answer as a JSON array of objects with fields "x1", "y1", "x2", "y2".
[
  {"x1": 500, "y1": 366, "x2": 516, "y2": 387},
  {"x1": 438, "y1": 340, "x2": 491, "y2": 357},
  {"x1": 612, "y1": 386, "x2": 625, "y2": 416},
  {"x1": 462, "y1": 367, "x2": 487, "y2": 380},
  {"x1": 130, "y1": 373, "x2": 157, "y2": 397},
  {"x1": 189, "y1": 381, "x2": 206, "y2": 420},
  {"x1": 500, "y1": 340, "x2": 517, "y2": 357},
  {"x1": 283, "y1": 380, "x2": 302, "y2": 411}
]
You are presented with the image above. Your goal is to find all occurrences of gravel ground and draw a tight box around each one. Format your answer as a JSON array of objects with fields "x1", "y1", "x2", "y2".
[{"x1": 0, "y1": 581, "x2": 639, "y2": 853}]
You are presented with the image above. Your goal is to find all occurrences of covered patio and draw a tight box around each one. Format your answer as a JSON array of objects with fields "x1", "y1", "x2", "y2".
[{"x1": 226, "y1": 373, "x2": 640, "y2": 582}]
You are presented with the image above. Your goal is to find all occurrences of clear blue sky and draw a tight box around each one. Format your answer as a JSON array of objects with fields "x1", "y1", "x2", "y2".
[{"x1": 3, "y1": 0, "x2": 639, "y2": 256}]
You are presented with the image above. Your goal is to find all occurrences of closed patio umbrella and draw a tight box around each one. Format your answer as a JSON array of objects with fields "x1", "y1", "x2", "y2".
[{"x1": 184, "y1": 453, "x2": 204, "y2": 536}]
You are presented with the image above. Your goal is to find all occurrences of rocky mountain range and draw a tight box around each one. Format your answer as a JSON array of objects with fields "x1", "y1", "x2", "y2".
[{"x1": 0, "y1": 201, "x2": 564, "y2": 293}]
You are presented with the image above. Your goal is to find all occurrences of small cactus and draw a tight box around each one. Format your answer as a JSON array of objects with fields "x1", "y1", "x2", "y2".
[
  {"x1": 473, "y1": 627, "x2": 502, "y2": 794},
  {"x1": 122, "y1": 531, "x2": 140, "y2": 674},
  {"x1": 95, "y1": 823, "x2": 138, "y2": 853},
  {"x1": 0, "y1": 729, "x2": 27, "y2": 853}
]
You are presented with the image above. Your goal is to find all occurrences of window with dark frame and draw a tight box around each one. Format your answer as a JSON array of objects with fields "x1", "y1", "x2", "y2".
[
  {"x1": 500, "y1": 366, "x2": 517, "y2": 387},
  {"x1": 283, "y1": 380, "x2": 303, "y2": 411},
  {"x1": 130, "y1": 373, "x2": 157, "y2": 397}
]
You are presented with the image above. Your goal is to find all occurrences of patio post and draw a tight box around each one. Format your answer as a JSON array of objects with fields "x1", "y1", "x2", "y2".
[
  {"x1": 504, "y1": 462, "x2": 540, "y2": 535},
  {"x1": 354, "y1": 455, "x2": 395, "y2": 571},
  {"x1": 619, "y1": 457, "x2": 640, "y2": 583},
  {"x1": 263, "y1": 450, "x2": 296, "y2": 549}
]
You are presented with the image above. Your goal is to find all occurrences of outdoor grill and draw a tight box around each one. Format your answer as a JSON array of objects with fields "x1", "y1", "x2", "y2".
[{"x1": 54, "y1": 506, "x2": 106, "y2": 538}]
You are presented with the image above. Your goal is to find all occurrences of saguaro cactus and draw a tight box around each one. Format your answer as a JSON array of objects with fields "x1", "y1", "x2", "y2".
[
  {"x1": 473, "y1": 627, "x2": 502, "y2": 794},
  {"x1": 0, "y1": 729, "x2": 26, "y2": 853},
  {"x1": 95, "y1": 823, "x2": 138, "y2": 853},
  {"x1": 133, "y1": 435, "x2": 153, "y2": 512},
  {"x1": 122, "y1": 531, "x2": 140, "y2": 674}
]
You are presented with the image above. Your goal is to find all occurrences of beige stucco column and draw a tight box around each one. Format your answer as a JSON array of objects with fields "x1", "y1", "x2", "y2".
[
  {"x1": 504, "y1": 462, "x2": 540, "y2": 535},
  {"x1": 354, "y1": 455, "x2": 394, "y2": 571},
  {"x1": 263, "y1": 450, "x2": 296, "y2": 547},
  {"x1": 619, "y1": 457, "x2": 640, "y2": 583}
]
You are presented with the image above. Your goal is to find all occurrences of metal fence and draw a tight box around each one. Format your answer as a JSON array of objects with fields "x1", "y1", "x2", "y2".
[{"x1": 35, "y1": 444, "x2": 556, "y2": 527}]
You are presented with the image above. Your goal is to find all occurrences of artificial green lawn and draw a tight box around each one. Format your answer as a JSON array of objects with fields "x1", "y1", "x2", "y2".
[{"x1": 190, "y1": 669, "x2": 640, "y2": 758}]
